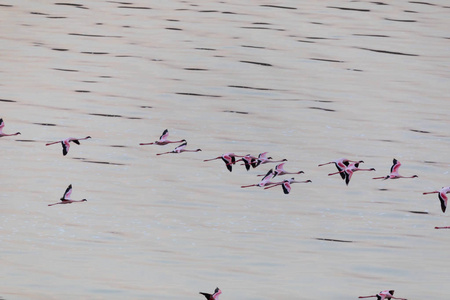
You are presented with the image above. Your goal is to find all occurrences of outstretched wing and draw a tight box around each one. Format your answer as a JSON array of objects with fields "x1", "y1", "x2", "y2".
[
  {"x1": 390, "y1": 159, "x2": 401, "y2": 174},
  {"x1": 282, "y1": 181, "x2": 291, "y2": 194},
  {"x1": 62, "y1": 184, "x2": 73, "y2": 200},
  {"x1": 159, "y1": 129, "x2": 169, "y2": 142},
  {"x1": 61, "y1": 141, "x2": 70, "y2": 156},
  {"x1": 199, "y1": 292, "x2": 212, "y2": 300},
  {"x1": 438, "y1": 191, "x2": 447, "y2": 213}
]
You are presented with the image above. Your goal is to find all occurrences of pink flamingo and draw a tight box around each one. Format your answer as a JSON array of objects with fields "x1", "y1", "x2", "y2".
[
  {"x1": 328, "y1": 161, "x2": 375, "y2": 185},
  {"x1": 255, "y1": 152, "x2": 287, "y2": 166},
  {"x1": 359, "y1": 290, "x2": 407, "y2": 300},
  {"x1": 423, "y1": 186, "x2": 450, "y2": 213},
  {"x1": 139, "y1": 129, "x2": 185, "y2": 146},
  {"x1": 435, "y1": 226, "x2": 450, "y2": 229},
  {"x1": 156, "y1": 141, "x2": 201, "y2": 155},
  {"x1": 258, "y1": 162, "x2": 304, "y2": 177},
  {"x1": 233, "y1": 154, "x2": 259, "y2": 171},
  {"x1": 46, "y1": 136, "x2": 91, "y2": 156},
  {"x1": 199, "y1": 287, "x2": 221, "y2": 300},
  {"x1": 48, "y1": 184, "x2": 87, "y2": 206},
  {"x1": 204, "y1": 153, "x2": 243, "y2": 172},
  {"x1": 241, "y1": 169, "x2": 274, "y2": 188},
  {"x1": 318, "y1": 158, "x2": 362, "y2": 180},
  {"x1": 264, "y1": 177, "x2": 312, "y2": 194},
  {"x1": 0, "y1": 118, "x2": 21, "y2": 137},
  {"x1": 373, "y1": 159, "x2": 418, "y2": 180}
]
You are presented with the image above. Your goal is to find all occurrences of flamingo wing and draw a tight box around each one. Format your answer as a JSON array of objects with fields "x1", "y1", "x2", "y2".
[
  {"x1": 261, "y1": 169, "x2": 274, "y2": 184},
  {"x1": 72, "y1": 139, "x2": 80, "y2": 145},
  {"x1": 0, "y1": 118, "x2": 4, "y2": 132},
  {"x1": 61, "y1": 141, "x2": 70, "y2": 156},
  {"x1": 222, "y1": 156, "x2": 233, "y2": 172},
  {"x1": 282, "y1": 181, "x2": 291, "y2": 194},
  {"x1": 345, "y1": 170, "x2": 353, "y2": 185},
  {"x1": 438, "y1": 191, "x2": 448, "y2": 213},
  {"x1": 174, "y1": 141, "x2": 187, "y2": 152},
  {"x1": 159, "y1": 129, "x2": 169, "y2": 142},
  {"x1": 62, "y1": 184, "x2": 73, "y2": 200},
  {"x1": 390, "y1": 159, "x2": 401, "y2": 174}
]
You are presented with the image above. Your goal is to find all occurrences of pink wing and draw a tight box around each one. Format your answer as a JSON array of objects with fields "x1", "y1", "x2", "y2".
[
  {"x1": 63, "y1": 184, "x2": 73, "y2": 199},
  {"x1": 275, "y1": 163, "x2": 286, "y2": 173},
  {"x1": 282, "y1": 181, "x2": 291, "y2": 194},
  {"x1": 159, "y1": 129, "x2": 169, "y2": 142},
  {"x1": 391, "y1": 159, "x2": 401, "y2": 174},
  {"x1": 174, "y1": 141, "x2": 186, "y2": 152}
]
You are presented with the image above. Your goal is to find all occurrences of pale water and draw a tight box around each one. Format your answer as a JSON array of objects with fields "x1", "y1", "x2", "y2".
[{"x1": 1, "y1": 1, "x2": 449, "y2": 299}]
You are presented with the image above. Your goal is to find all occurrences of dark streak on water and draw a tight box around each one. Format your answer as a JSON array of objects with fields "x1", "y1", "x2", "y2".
[
  {"x1": 327, "y1": 6, "x2": 370, "y2": 12},
  {"x1": 410, "y1": 129, "x2": 431, "y2": 134},
  {"x1": 0, "y1": 99, "x2": 17, "y2": 103},
  {"x1": 198, "y1": 10, "x2": 218, "y2": 13},
  {"x1": 69, "y1": 33, "x2": 122, "y2": 38},
  {"x1": 15, "y1": 140, "x2": 37, "y2": 143},
  {"x1": 140, "y1": 106, "x2": 152, "y2": 108},
  {"x1": 81, "y1": 51, "x2": 109, "y2": 55},
  {"x1": 31, "y1": 12, "x2": 48, "y2": 15},
  {"x1": 408, "y1": 211, "x2": 429, "y2": 214},
  {"x1": 223, "y1": 110, "x2": 249, "y2": 115},
  {"x1": 99, "y1": 76, "x2": 112, "y2": 78},
  {"x1": 298, "y1": 40, "x2": 315, "y2": 43},
  {"x1": 240, "y1": 60, "x2": 273, "y2": 67},
  {"x1": 33, "y1": 123, "x2": 57, "y2": 126},
  {"x1": 409, "y1": 1, "x2": 436, "y2": 5},
  {"x1": 166, "y1": 27, "x2": 182, "y2": 31},
  {"x1": 309, "y1": 107, "x2": 335, "y2": 112},
  {"x1": 316, "y1": 238, "x2": 353, "y2": 243},
  {"x1": 84, "y1": 160, "x2": 125, "y2": 166},
  {"x1": 371, "y1": 1, "x2": 388, "y2": 5},
  {"x1": 52, "y1": 48, "x2": 69, "y2": 51},
  {"x1": 385, "y1": 18, "x2": 417, "y2": 22},
  {"x1": 241, "y1": 45, "x2": 266, "y2": 49},
  {"x1": 195, "y1": 48, "x2": 216, "y2": 51},
  {"x1": 357, "y1": 47, "x2": 419, "y2": 56},
  {"x1": 310, "y1": 58, "x2": 343, "y2": 63},
  {"x1": 75, "y1": 90, "x2": 90, "y2": 93},
  {"x1": 117, "y1": 6, "x2": 151, "y2": 9},
  {"x1": 184, "y1": 68, "x2": 208, "y2": 71},
  {"x1": 0, "y1": 4, "x2": 13, "y2": 7},
  {"x1": 378, "y1": 188, "x2": 388, "y2": 191},
  {"x1": 47, "y1": 16, "x2": 67, "y2": 19},
  {"x1": 176, "y1": 92, "x2": 222, "y2": 98},
  {"x1": 53, "y1": 68, "x2": 78, "y2": 72},
  {"x1": 347, "y1": 68, "x2": 363, "y2": 72},
  {"x1": 241, "y1": 26, "x2": 285, "y2": 31},
  {"x1": 260, "y1": 5, "x2": 297, "y2": 10},
  {"x1": 424, "y1": 161, "x2": 436, "y2": 164},
  {"x1": 228, "y1": 85, "x2": 274, "y2": 91},
  {"x1": 89, "y1": 113, "x2": 122, "y2": 118},
  {"x1": 110, "y1": 145, "x2": 127, "y2": 148},
  {"x1": 353, "y1": 34, "x2": 390, "y2": 37}
]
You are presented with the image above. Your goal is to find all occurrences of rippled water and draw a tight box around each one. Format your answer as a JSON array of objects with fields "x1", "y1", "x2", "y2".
[{"x1": 1, "y1": 1, "x2": 449, "y2": 299}]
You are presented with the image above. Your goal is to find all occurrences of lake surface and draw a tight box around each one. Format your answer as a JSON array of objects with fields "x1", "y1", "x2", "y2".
[{"x1": 1, "y1": 1, "x2": 449, "y2": 299}]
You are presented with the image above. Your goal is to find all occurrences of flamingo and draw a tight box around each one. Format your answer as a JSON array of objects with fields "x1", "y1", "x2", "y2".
[
  {"x1": 156, "y1": 141, "x2": 201, "y2": 155},
  {"x1": 0, "y1": 118, "x2": 21, "y2": 137},
  {"x1": 435, "y1": 226, "x2": 450, "y2": 229},
  {"x1": 48, "y1": 184, "x2": 87, "y2": 206},
  {"x1": 423, "y1": 186, "x2": 450, "y2": 213},
  {"x1": 328, "y1": 161, "x2": 375, "y2": 185},
  {"x1": 45, "y1": 136, "x2": 91, "y2": 156},
  {"x1": 255, "y1": 152, "x2": 287, "y2": 166},
  {"x1": 359, "y1": 290, "x2": 407, "y2": 300},
  {"x1": 204, "y1": 153, "x2": 243, "y2": 172},
  {"x1": 233, "y1": 154, "x2": 259, "y2": 171},
  {"x1": 258, "y1": 162, "x2": 304, "y2": 177},
  {"x1": 318, "y1": 158, "x2": 362, "y2": 180},
  {"x1": 264, "y1": 177, "x2": 312, "y2": 194},
  {"x1": 139, "y1": 129, "x2": 185, "y2": 145},
  {"x1": 241, "y1": 169, "x2": 274, "y2": 188},
  {"x1": 373, "y1": 159, "x2": 418, "y2": 180},
  {"x1": 199, "y1": 287, "x2": 221, "y2": 300}
]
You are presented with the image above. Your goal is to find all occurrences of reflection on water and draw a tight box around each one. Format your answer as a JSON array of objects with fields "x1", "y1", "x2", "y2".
[{"x1": 1, "y1": 0, "x2": 450, "y2": 299}]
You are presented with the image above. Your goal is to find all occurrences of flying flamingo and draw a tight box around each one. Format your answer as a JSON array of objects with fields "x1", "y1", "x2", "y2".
[
  {"x1": 359, "y1": 290, "x2": 407, "y2": 300},
  {"x1": 423, "y1": 186, "x2": 450, "y2": 213},
  {"x1": 199, "y1": 287, "x2": 222, "y2": 300},
  {"x1": 258, "y1": 162, "x2": 304, "y2": 177},
  {"x1": 204, "y1": 153, "x2": 244, "y2": 172},
  {"x1": 156, "y1": 141, "x2": 201, "y2": 155},
  {"x1": 255, "y1": 152, "x2": 287, "y2": 166},
  {"x1": 264, "y1": 177, "x2": 312, "y2": 194},
  {"x1": 318, "y1": 158, "x2": 362, "y2": 180},
  {"x1": 241, "y1": 169, "x2": 274, "y2": 188},
  {"x1": 233, "y1": 154, "x2": 259, "y2": 171},
  {"x1": 48, "y1": 184, "x2": 87, "y2": 206},
  {"x1": 139, "y1": 129, "x2": 185, "y2": 146},
  {"x1": 0, "y1": 118, "x2": 21, "y2": 137},
  {"x1": 435, "y1": 226, "x2": 450, "y2": 229},
  {"x1": 373, "y1": 159, "x2": 418, "y2": 180},
  {"x1": 328, "y1": 161, "x2": 375, "y2": 185},
  {"x1": 45, "y1": 136, "x2": 91, "y2": 156}
]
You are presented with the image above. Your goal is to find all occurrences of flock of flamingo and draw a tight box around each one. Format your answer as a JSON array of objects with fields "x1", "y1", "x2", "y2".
[{"x1": 2, "y1": 119, "x2": 448, "y2": 299}]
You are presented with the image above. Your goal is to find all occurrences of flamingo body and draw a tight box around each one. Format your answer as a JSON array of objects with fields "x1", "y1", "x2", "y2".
[
  {"x1": 359, "y1": 289, "x2": 406, "y2": 300},
  {"x1": 199, "y1": 287, "x2": 221, "y2": 300},
  {"x1": 48, "y1": 184, "x2": 87, "y2": 206},
  {"x1": 328, "y1": 162, "x2": 375, "y2": 185},
  {"x1": 264, "y1": 177, "x2": 312, "y2": 194},
  {"x1": 46, "y1": 136, "x2": 91, "y2": 156},
  {"x1": 139, "y1": 129, "x2": 185, "y2": 146},
  {"x1": 204, "y1": 153, "x2": 242, "y2": 172},
  {"x1": 423, "y1": 186, "x2": 450, "y2": 213},
  {"x1": 318, "y1": 158, "x2": 360, "y2": 180},
  {"x1": 156, "y1": 141, "x2": 201, "y2": 155},
  {"x1": 373, "y1": 159, "x2": 418, "y2": 180},
  {"x1": 241, "y1": 169, "x2": 274, "y2": 188}
]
